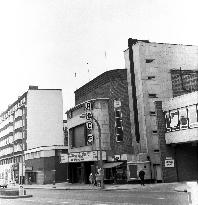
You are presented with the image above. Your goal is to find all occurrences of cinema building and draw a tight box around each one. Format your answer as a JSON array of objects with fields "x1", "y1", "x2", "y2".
[
  {"x1": 63, "y1": 69, "x2": 152, "y2": 184},
  {"x1": 155, "y1": 91, "x2": 198, "y2": 182},
  {"x1": 0, "y1": 86, "x2": 67, "y2": 184}
]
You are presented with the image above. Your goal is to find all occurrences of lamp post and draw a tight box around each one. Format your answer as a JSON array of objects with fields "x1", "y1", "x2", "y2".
[
  {"x1": 92, "y1": 117, "x2": 104, "y2": 189},
  {"x1": 80, "y1": 113, "x2": 104, "y2": 189}
]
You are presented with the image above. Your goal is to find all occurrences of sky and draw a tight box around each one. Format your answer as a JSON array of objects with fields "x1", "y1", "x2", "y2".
[{"x1": 0, "y1": 0, "x2": 198, "y2": 116}]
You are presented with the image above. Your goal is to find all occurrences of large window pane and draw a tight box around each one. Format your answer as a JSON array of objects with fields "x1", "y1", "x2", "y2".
[
  {"x1": 188, "y1": 105, "x2": 198, "y2": 128},
  {"x1": 179, "y1": 107, "x2": 188, "y2": 130},
  {"x1": 170, "y1": 110, "x2": 179, "y2": 131}
]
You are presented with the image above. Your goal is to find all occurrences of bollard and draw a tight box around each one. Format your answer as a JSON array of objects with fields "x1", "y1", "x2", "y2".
[
  {"x1": 19, "y1": 185, "x2": 26, "y2": 196},
  {"x1": 187, "y1": 181, "x2": 198, "y2": 205},
  {"x1": 52, "y1": 180, "x2": 56, "y2": 188}
]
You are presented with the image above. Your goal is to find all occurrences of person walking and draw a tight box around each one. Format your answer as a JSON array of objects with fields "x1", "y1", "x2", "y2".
[
  {"x1": 89, "y1": 173, "x2": 94, "y2": 186},
  {"x1": 139, "y1": 170, "x2": 145, "y2": 186}
]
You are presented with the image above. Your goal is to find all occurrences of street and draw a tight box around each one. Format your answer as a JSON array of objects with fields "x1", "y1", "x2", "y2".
[{"x1": 0, "y1": 188, "x2": 188, "y2": 205}]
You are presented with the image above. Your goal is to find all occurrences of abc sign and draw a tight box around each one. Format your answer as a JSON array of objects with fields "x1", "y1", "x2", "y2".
[
  {"x1": 87, "y1": 134, "x2": 94, "y2": 143},
  {"x1": 86, "y1": 121, "x2": 93, "y2": 130},
  {"x1": 86, "y1": 112, "x2": 93, "y2": 121},
  {"x1": 85, "y1": 101, "x2": 92, "y2": 111}
]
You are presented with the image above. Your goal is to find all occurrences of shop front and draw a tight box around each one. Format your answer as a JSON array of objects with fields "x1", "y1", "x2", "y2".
[
  {"x1": 103, "y1": 161, "x2": 127, "y2": 184},
  {"x1": 61, "y1": 150, "x2": 106, "y2": 184}
]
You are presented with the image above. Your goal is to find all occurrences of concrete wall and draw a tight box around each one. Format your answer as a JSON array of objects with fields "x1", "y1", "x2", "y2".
[
  {"x1": 26, "y1": 89, "x2": 64, "y2": 150},
  {"x1": 125, "y1": 41, "x2": 198, "y2": 166}
]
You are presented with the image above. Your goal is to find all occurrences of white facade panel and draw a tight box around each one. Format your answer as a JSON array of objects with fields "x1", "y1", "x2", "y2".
[
  {"x1": 165, "y1": 128, "x2": 198, "y2": 144},
  {"x1": 26, "y1": 90, "x2": 64, "y2": 150}
]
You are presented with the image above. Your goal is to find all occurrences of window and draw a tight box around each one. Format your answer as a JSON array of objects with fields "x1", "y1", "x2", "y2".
[
  {"x1": 115, "y1": 108, "x2": 123, "y2": 142},
  {"x1": 148, "y1": 76, "x2": 155, "y2": 80},
  {"x1": 188, "y1": 105, "x2": 198, "y2": 128},
  {"x1": 152, "y1": 130, "x2": 158, "y2": 134},
  {"x1": 148, "y1": 94, "x2": 158, "y2": 98},
  {"x1": 170, "y1": 110, "x2": 179, "y2": 131},
  {"x1": 179, "y1": 107, "x2": 188, "y2": 129},
  {"x1": 146, "y1": 59, "x2": 155, "y2": 63},
  {"x1": 71, "y1": 124, "x2": 88, "y2": 148},
  {"x1": 150, "y1": 111, "x2": 156, "y2": 116}
]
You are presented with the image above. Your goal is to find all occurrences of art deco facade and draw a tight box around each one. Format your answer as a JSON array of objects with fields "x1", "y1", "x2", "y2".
[{"x1": 64, "y1": 69, "x2": 152, "y2": 183}]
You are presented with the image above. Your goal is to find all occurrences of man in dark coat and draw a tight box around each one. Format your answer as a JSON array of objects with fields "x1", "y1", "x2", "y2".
[{"x1": 139, "y1": 170, "x2": 145, "y2": 186}]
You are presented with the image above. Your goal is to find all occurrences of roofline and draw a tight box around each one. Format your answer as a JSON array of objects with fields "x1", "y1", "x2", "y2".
[
  {"x1": 74, "y1": 69, "x2": 126, "y2": 94},
  {"x1": 65, "y1": 98, "x2": 109, "y2": 114},
  {"x1": 124, "y1": 38, "x2": 198, "y2": 52},
  {"x1": 29, "y1": 89, "x2": 62, "y2": 91}
]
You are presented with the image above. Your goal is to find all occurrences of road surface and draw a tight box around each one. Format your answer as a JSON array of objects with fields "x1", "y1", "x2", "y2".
[{"x1": 0, "y1": 188, "x2": 188, "y2": 205}]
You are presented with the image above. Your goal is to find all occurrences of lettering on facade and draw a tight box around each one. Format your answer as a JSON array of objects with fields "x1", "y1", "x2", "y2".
[
  {"x1": 0, "y1": 97, "x2": 26, "y2": 122},
  {"x1": 60, "y1": 151, "x2": 106, "y2": 163},
  {"x1": 86, "y1": 121, "x2": 93, "y2": 130},
  {"x1": 85, "y1": 101, "x2": 92, "y2": 111}
]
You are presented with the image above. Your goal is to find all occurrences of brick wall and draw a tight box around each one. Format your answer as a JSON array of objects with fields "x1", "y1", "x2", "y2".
[
  {"x1": 171, "y1": 69, "x2": 198, "y2": 97},
  {"x1": 155, "y1": 101, "x2": 178, "y2": 182},
  {"x1": 74, "y1": 69, "x2": 133, "y2": 155}
]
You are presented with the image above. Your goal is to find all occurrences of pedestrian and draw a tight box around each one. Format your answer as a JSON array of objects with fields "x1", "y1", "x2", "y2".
[
  {"x1": 89, "y1": 173, "x2": 94, "y2": 186},
  {"x1": 29, "y1": 176, "x2": 32, "y2": 185},
  {"x1": 95, "y1": 169, "x2": 102, "y2": 187},
  {"x1": 139, "y1": 170, "x2": 145, "y2": 186}
]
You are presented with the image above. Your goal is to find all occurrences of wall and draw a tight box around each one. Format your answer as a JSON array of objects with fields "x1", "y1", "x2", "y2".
[
  {"x1": 171, "y1": 70, "x2": 198, "y2": 97},
  {"x1": 26, "y1": 89, "x2": 64, "y2": 150},
  {"x1": 125, "y1": 41, "x2": 198, "y2": 166},
  {"x1": 74, "y1": 69, "x2": 133, "y2": 156}
]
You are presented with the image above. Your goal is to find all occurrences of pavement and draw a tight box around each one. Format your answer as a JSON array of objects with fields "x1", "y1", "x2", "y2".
[{"x1": 6, "y1": 181, "x2": 190, "y2": 193}]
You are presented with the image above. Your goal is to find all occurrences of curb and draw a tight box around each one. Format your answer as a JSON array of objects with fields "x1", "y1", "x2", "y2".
[
  {"x1": 0, "y1": 195, "x2": 33, "y2": 199},
  {"x1": 24, "y1": 187, "x2": 100, "y2": 191}
]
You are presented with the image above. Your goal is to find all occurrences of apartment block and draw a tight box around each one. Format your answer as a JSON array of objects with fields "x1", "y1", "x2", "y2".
[{"x1": 0, "y1": 86, "x2": 67, "y2": 184}]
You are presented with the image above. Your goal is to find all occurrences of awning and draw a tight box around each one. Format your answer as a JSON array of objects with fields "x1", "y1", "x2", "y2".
[{"x1": 103, "y1": 162, "x2": 123, "y2": 169}]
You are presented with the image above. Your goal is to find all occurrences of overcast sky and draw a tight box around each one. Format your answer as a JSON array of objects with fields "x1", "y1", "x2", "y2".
[{"x1": 0, "y1": 0, "x2": 198, "y2": 115}]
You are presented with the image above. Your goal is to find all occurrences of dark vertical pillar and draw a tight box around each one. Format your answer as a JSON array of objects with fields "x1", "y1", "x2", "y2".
[
  {"x1": 128, "y1": 38, "x2": 140, "y2": 143},
  {"x1": 155, "y1": 101, "x2": 178, "y2": 182}
]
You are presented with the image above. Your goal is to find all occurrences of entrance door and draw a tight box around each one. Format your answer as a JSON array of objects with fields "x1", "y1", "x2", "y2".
[
  {"x1": 77, "y1": 167, "x2": 81, "y2": 183},
  {"x1": 153, "y1": 165, "x2": 162, "y2": 182}
]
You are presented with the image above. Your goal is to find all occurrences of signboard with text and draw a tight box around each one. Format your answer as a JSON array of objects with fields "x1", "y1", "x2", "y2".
[
  {"x1": 60, "y1": 151, "x2": 106, "y2": 163},
  {"x1": 165, "y1": 159, "x2": 174, "y2": 167}
]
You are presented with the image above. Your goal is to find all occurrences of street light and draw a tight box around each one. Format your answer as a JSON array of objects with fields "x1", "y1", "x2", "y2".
[{"x1": 80, "y1": 113, "x2": 104, "y2": 189}]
